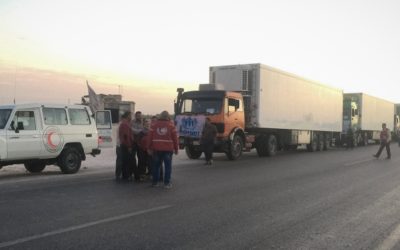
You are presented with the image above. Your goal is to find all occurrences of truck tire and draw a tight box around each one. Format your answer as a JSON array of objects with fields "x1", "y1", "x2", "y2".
[
  {"x1": 226, "y1": 135, "x2": 243, "y2": 160},
  {"x1": 256, "y1": 135, "x2": 269, "y2": 157},
  {"x1": 266, "y1": 135, "x2": 278, "y2": 156},
  {"x1": 59, "y1": 147, "x2": 82, "y2": 174},
  {"x1": 185, "y1": 146, "x2": 202, "y2": 159},
  {"x1": 317, "y1": 134, "x2": 324, "y2": 151},
  {"x1": 24, "y1": 162, "x2": 46, "y2": 173},
  {"x1": 307, "y1": 136, "x2": 318, "y2": 152},
  {"x1": 322, "y1": 135, "x2": 329, "y2": 151}
]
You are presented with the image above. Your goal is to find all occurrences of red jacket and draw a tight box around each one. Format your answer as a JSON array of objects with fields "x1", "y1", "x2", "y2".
[
  {"x1": 148, "y1": 119, "x2": 178, "y2": 152},
  {"x1": 119, "y1": 119, "x2": 133, "y2": 148}
]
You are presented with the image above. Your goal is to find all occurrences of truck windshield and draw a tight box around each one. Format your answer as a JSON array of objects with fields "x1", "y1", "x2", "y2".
[
  {"x1": 0, "y1": 109, "x2": 12, "y2": 129},
  {"x1": 183, "y1": 98, "x2": 222, "y2": 114}
]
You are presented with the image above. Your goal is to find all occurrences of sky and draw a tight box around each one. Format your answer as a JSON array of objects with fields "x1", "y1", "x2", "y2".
[{"x1": 0, "y1": 0, "x2": 399, "y2": 114}]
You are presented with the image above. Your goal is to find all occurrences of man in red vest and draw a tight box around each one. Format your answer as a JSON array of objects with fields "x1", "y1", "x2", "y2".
[
  {"x1": 374, "y1": 123, "x2": 391, "y2": 159},
  {"x1": 148, "y1": 111, "x2": 178, "y2": 189}
]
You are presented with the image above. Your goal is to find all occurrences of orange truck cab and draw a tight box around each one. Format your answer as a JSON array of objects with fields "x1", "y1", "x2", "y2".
[{"x1": 174, "y1": 85, "x2": 253, "y2": 160}]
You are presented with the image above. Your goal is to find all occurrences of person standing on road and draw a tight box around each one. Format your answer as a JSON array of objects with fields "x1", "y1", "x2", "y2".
[
  {"x1": 374, "y1": 123, "x2": 391, "y2": 159},
  {"x1": 119, "y1": 111, "x2": 137, "y2": 181},
  {"x1": 148, "y1": 111, "x2": 178, "y2": 189},
  {"x1": 115, "y1": 116, "x2": 123, "y2": 180},
  {"x1": 201, "y1": 117, "x2": 218, "y2": 165},
  {"x1": 131, "y1": 111, "x2": 144, "y2": 181}
]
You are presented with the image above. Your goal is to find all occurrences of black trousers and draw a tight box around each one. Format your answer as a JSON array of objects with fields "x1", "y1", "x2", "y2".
[
  {"x1": 137, "y1": 147, "x2": 148, "y2": 175},
  {"x1": 121, "y1": 145, "x2": 139, "y2": 180},
  {"x1": 115, "y1": 146, "x2": 122, "y2": 178},
  {"x1": 376, "y1": 141, "x2": 391, "y2": 158},
  {"x1": 202, "y1": 142, "x2": 215, "y2": 162}
]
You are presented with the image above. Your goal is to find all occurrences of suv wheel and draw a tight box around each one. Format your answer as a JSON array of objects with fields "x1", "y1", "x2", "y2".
[
  {"x1": 59, "y1": 147, "x2": 82, "y2": 174},
  {"x1": 24, "y1": 162, "x2": 46, "y2": 173}
]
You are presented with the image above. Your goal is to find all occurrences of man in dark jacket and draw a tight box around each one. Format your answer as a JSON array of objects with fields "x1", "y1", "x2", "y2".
[{"x1": 201, "y1": 117, "x2": 218, "y2": 165}]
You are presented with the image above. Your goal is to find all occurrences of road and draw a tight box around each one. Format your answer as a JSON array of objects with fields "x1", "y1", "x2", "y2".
[{"x1": 1, "y1": 144, "x2": 400, "y2": 249}]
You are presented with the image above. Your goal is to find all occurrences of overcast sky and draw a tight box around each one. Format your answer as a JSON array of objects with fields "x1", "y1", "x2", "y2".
[{"x1": 0, "y1": 0, "x2": 399, "y2": 114}]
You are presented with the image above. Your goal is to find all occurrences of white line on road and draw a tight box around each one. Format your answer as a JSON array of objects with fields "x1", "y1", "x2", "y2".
[
  {"x1": 376, "y1": 222, "x2": 400, "y2": 250},
  {"x1": 344, "y1": 158, "x2": 374, "y2": 166},
  {"x1": 0, "y1": 205, "x2": 172, "y2": 249}
]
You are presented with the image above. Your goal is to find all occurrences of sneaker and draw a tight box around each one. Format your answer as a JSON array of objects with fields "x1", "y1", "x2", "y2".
[
  {"x1": 373, "y1": 154, "x2": 379, "y2": 158},
  {"x1": 164, "y1": 183, "x2": 172, "y2": 189},
  {"x1": 386, "y1": 156, "x2": 391, "y2": 159},
  {"x1": 151, "y1": 183, "x2": 160, "y2": 187}
]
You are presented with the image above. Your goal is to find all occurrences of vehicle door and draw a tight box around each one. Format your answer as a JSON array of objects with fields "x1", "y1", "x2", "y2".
[
  {"x1": 224, "y1": 97, "x2": 245, "y2": 136},
  {"x1": 95, "y1": 110, "x2": 113, "y2": 148},
  {"x1": 7, "y1": 108, "x2": 43, "y2": 160}
]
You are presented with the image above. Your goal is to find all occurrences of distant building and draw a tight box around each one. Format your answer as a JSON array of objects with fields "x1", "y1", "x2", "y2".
[{"x1": 82, "y1": 94, "x2": 135, "y2": 123}]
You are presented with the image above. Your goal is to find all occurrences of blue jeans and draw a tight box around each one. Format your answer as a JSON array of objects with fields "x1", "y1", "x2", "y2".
[{"x1": 152, "y1": 151, "x2": 173, "y2": 185}]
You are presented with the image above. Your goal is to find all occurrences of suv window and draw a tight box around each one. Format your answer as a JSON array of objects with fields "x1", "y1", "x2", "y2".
[
  {"x1": 43, "y1": 108, "x2": 68, "y2": 125},
  {"x1": 69, "y1": 108, "x2": 91, "y2": 125},
  {"x1": 11, "y1": 111, "x2": 36, "y2": 130},
  {"x1": 0, "y1": 109, "x2": 12, "y2": 129}
]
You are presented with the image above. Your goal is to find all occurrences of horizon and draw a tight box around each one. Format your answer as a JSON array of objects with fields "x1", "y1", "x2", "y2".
[{"x1": 1, "y1": 0, "x2": 400, "y2": 113}]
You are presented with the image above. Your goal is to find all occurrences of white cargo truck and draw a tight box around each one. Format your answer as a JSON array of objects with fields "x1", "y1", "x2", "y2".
[
  {"x1": 0, "y1": 103, "x2": 112, "y2": 174},
  {"x1": 342, "y1": 93, "x2": 396, "y2": 145},
  {"x1": 175, "y1": 63, "x2": 343, "y2": 160}
]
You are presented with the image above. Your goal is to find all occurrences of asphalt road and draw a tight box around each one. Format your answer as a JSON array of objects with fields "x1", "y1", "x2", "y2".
[{"x1": 1, "y1": 144, "x2": 400, "y2": 250}]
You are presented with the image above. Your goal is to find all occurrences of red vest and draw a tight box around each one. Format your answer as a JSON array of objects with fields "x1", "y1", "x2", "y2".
[{"x1": 148, "y1": 120, "x2": 178, "y2": 152}]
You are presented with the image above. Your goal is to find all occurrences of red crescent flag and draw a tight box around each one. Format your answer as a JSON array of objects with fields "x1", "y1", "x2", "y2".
[{"x1": 87, "y1": 81, "x2": 101, "y2": 112}]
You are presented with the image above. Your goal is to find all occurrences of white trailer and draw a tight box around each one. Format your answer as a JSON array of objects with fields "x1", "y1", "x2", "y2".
[
  {"x1": 209, "y1": 63, "x2": 343, "y2": 153},
  {"x1": 343, "y1": 93, "x2": 395, "y2": 144}
]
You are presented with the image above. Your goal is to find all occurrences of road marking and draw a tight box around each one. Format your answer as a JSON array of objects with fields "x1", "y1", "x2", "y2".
[
  {"x1": 344, "y1": 158, "x2": 374, "y2": 166},
  {"x1": 0, "y1": 205, "x2": 172, "y2": 248},
  {"x1": 376, "y1": 222, "x2": 400, "y2": 250}
]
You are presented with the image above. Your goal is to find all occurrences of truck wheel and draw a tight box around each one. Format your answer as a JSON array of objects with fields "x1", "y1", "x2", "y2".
[
  {"x1": 24, "y1": 162, "x2": 46, "y2": 173},
  {"x1": 266, "y1": 135, "x2": 278, "y2": 156},
  {"x1": 226, "y1": 135, "x2": 243, "y2": 160},
  {"x1": 323, "y1": 135, "x2": 329, "y2": 151},
  {"x1": 317, "y1": 134, "x2": 324, "y2": 151},
  {"x1": 185, "y1": 146, "x2": 202, "y2": 159},
  {"x1": 307, "y1": 136, "x2": 318, "y2": 152},
  {"x1": 59, "y1": 147, "x2": 82, "y2": 174},
  {"x1": 256, "y1": 135, "x2": 269, "y2": 157}
]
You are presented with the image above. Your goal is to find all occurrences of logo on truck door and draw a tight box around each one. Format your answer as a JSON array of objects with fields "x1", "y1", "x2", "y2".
[{"x1": 42, "y1": 126, "x2": 64, "y2": 153}]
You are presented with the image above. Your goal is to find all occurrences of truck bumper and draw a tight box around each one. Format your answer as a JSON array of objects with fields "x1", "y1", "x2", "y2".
[{"x1": 179, "y1": 137, "x2": 228, "y2": 152}]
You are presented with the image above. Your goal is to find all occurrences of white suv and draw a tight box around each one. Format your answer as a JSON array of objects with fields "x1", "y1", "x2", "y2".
[{"x1": 0, "y1": 103, "x2": 112, "y2": 174}]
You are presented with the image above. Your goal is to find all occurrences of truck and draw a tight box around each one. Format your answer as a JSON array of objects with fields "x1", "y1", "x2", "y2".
[
  {"x1": 342, "y1": 93, "x2": 396, "y2": 146},
  {"x1": 175, "y1": 63, "x2": 343, "y2": 160},
  {"x1": 0, "y1": 103, "x2": 112, "y2": 174}
]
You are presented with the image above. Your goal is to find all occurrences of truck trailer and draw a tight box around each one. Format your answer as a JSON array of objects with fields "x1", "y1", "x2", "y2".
[
  {"x1": 175, "y1": 63, "x2": 343, "y2": 160},
  {"x1": 342, "y1": 93, "x2": 396, "y2": 145}
]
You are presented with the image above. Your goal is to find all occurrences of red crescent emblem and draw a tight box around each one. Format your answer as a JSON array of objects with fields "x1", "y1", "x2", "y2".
[{"x1": 47, "y1": 132, "x2": 57, "y2": 149}]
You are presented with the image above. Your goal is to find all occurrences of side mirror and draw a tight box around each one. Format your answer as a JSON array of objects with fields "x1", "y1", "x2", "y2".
[{"x1": 16, "y1": 121, "x2": 24, "y2": 133}]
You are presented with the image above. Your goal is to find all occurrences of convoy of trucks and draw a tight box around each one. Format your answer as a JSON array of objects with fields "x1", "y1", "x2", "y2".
[{"x1": 175, "y1": 63, "x2": 400, "y2": 160}]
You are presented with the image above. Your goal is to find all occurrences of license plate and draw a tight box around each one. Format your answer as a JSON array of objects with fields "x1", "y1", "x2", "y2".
[{"x1": 192, "y1": 141, "x2": 200, "y2": 145}]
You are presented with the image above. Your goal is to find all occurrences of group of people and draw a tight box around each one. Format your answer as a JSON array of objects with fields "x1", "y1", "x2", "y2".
[{"x1": 116, "y1": 110, "x2": 178, "y2": 189}]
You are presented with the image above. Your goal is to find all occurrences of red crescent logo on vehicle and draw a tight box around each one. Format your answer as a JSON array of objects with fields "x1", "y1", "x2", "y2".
[{"x1": 43, "y1": 127, "x2": 64, "y2": 153}]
